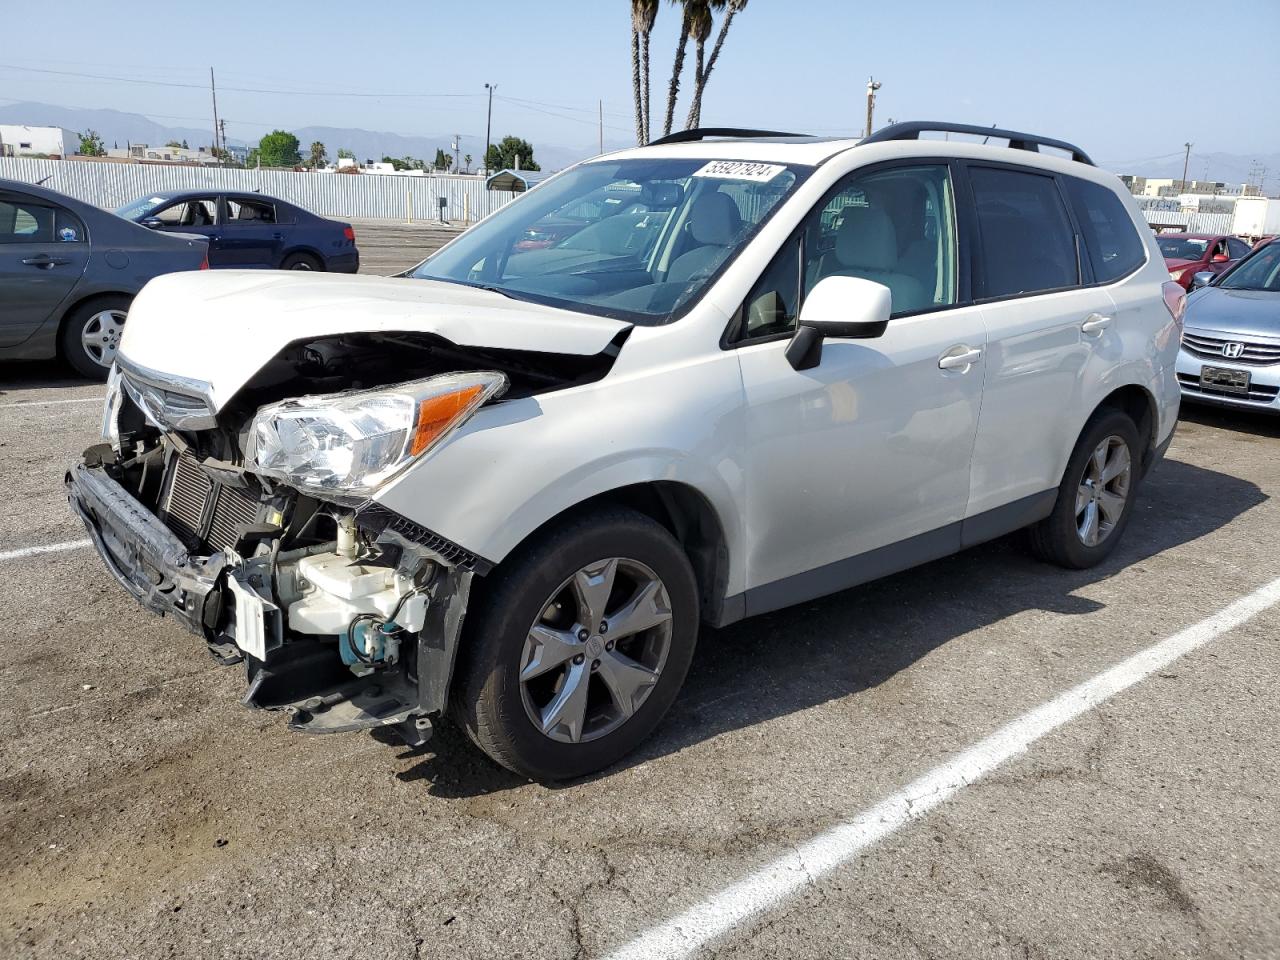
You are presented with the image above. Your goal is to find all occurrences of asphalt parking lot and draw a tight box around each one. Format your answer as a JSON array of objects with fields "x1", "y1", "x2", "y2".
[{"x1": 2, "y1": 239, "x2": 1280, "y2": 956}]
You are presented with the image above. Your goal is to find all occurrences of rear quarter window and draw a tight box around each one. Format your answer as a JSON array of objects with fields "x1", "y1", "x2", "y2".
[{"x1": 1065, "y1": 177, "x2": 1146, "y2": 283}]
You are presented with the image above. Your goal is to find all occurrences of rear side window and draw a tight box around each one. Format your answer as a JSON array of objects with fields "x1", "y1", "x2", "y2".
[
  {"x1": 1226, "y1": 237, "x2": 1251, "y2": 260},
  {"x1": 969, "y1": 167, "x2": 1078, "y2": 298},
  {"x1": 1065, "y1": 177, "x2": 1146, "y2": 282}
]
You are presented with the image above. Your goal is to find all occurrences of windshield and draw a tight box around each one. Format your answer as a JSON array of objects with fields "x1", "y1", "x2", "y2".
[
  {"x1": 410, "y1": 158, "x2": 804, "y2": 324},
  {"x1": 1157, "y1": 236, "x2": 1209, "y2": 260},
  {"x1": 115, "y1": 195, "x2": 172, "y2": 220},
  {"x1": 1218, "y1": 242, "x2": 1280, "y2": 292}
]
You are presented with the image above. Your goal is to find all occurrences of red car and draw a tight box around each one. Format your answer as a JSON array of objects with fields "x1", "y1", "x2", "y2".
[{"x1": 1157, "y1": 232, "x2": 1252, "y2": 290}]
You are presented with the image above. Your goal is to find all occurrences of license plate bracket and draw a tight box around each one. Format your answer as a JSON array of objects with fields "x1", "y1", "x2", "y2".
[{"x1": 1200, "y1": 364, "x2": 1250, "y2": 395}]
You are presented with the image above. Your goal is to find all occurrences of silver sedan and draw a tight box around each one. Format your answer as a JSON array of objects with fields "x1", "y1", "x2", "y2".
[{"x1": 1176, "y1": 240, "x2": 1280, "y2": 414}]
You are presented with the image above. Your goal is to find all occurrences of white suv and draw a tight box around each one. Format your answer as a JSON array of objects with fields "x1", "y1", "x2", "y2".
[{"x1": 70, "y1": 123, "x2": 1185, "y2": 779}]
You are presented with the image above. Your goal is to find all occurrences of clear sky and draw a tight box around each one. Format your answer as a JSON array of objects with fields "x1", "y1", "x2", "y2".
[{"x1": 2, "y1": 0, "x2": 1277, "y2": 166}]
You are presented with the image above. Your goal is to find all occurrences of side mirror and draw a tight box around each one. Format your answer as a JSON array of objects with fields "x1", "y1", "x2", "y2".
[
  {"x1": 785, "y1": 276, "x2": 891, "y2": 371},
  {"x1": 1210, "y1": 252, "x2": 1229, "y2": 263},
  {"x1": 1191, "y1": 271, "x2": 1215, "y2": 290},
  {"x1": 140, "y1": 217, "x2": 164, "y2": 229}
]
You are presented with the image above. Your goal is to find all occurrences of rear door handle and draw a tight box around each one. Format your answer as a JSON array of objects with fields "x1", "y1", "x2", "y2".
[
  {"x1": 21, "y1": 255, "x2": 71, "y2": 269},
  {"x1": 938, "y1": 345, "x2": 983, "y2": 370},
  {"x1": 1081, "y1": 313, "x2": 1112, "y2": 336}
]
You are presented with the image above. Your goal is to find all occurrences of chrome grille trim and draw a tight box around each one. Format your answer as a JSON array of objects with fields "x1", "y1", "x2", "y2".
[
  {"x1": 115, "y1": 354, "x2": 218, "y2": 430},
  {"x1": 1181, "y1": 332, "x2": 1280, "y2": 367}
]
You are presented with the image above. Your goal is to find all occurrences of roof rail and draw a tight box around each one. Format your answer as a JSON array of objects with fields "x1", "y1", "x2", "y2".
[
  {"x1": 647, "y1": 127, "x2": 810, "y2": 146},
  {"x1": 862, "y1": 121, "x2": 1094, "y2": 166}
]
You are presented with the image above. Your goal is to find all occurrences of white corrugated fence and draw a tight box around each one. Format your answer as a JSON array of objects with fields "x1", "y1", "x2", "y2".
[{"x1": 0, "y1": 157, "x2": 519, "y2": 222}]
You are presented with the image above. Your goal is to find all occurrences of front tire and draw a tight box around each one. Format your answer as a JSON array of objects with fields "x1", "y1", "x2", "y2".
[
  {"x1": 452, "y1": 508, "x2": 699, "y2": 780},
  {"x1": 60, "y1": 296, "x2": 131, "y2": 380},
  {"x1": 1028, "y1": 409, "x2": 1142, "y2": 569}
]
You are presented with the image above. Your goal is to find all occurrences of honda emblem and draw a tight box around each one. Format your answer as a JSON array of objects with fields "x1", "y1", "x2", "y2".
[{"x1": 1222, "y1": 342, "x2": 1245, "y2": 359}]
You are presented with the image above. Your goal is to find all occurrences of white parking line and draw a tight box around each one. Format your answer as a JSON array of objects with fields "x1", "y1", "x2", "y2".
[
  {"x1": 0, "y1": 396, "x2": 104, "y2": 409},
  {"x1": 604, "y1": 574, "x2": 1280, "y2": 960},
  {"x1": 0, "y1": 539, "x2": 91, "y2": 563}
]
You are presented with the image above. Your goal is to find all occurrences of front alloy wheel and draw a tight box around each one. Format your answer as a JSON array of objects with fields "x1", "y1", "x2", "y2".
[
  {"x1": 453, "y1": 508, "x2": 699, "y2": 780},
  {"x1": 520, "y1": 558, "x2": 673, "y2": 744}
]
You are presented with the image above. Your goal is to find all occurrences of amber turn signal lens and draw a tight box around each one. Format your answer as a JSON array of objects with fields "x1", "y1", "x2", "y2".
[{"x1": 409, "y1": 385, "x2": 485, "y2": 456}]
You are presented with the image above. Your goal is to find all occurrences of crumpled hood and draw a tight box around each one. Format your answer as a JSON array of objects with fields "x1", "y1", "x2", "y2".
[{"x1": 118, "y1": 271, "x2": 631, "y2": 410}]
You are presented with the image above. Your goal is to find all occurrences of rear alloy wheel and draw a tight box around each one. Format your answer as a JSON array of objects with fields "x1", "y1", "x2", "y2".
[
  {"x1": 60, "y1": 297, "x2": 131, "y2": 380},
  {"x1": 453, "y1": 508, "x2": 699, "y2": 780},
  {"x1": 1028, "y1": 409, "x2": 1142, "y2": 569},
  {"x1": 281, "y1": 252, "x2": 322, "y2": 271}
]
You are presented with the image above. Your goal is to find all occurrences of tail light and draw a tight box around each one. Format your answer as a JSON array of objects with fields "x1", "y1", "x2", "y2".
[
  {"x1": 343, "y1": 226, "x2": 355, "y2": 242},
  {"x1": 1161, "y1": 280, "x2": 1186, "y2": 328},
  {"x1": 199, "y1": 252, "x2": 210, "y2": 270}
]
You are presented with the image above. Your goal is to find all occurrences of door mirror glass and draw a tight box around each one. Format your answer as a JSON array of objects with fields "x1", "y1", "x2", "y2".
[{"x1": 1191, "y1": 271, "x2": 1215, "y2": 289}]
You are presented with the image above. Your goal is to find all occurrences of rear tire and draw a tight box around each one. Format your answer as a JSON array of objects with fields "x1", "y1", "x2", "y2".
[
  {"x1": 451, "y1": 507, "x2": 699, "y2": 781},
  {"x1": 60, "y1": 296, "x2": 131, "y2": 380},
  {"x1": 1028, "y1": 409, "x2": 1142, "y2": 569},
  {"x1": 281, "y1": 252, "x2": 322, "y2": 271}
]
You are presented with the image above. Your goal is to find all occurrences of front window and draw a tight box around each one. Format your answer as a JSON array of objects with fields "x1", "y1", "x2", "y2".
[
  {"x1": 1217, "y1": 243, "x2": 1280, "y2": 292},
  {"x1": 1157, "y1": 236, "x2": 1209, "y2": 261},
  {"x1": 409, "y1": 158, "x2": 805, "y2": 324}
]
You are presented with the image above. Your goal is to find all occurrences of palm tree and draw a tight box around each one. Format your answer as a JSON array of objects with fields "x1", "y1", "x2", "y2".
[
  {"x1": 684, "y1": 0, "x2": 745, "y2": 129},
  {"x1": 631, "y1": 0, "x2": 660, "y2": 144},
  {"x1": 661, "y1": 0, "x2": 694, "y2": 138}
]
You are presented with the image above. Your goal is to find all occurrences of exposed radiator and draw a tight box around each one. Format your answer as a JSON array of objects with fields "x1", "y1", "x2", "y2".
[{"x1": 160, "y1": 454, "x2": 262, "y2": 552}]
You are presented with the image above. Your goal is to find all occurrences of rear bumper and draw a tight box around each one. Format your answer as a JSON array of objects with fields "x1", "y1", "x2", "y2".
[
  {"x1": 65, "y1": 456, "x2": 224, "y2": 635},
  {"x1": 328, "y1": 250, "x2": 360, "y2": 273}
]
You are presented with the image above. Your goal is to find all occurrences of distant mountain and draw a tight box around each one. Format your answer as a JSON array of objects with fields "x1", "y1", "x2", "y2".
[
  {"x1": 0, "y1": 101, "x2": 624, "y2": 171},
  {"x1": 0, "y1": 101, "x2": 247, "y2": 151}
]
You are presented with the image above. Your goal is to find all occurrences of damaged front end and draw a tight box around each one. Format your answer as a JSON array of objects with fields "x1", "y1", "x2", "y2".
[{"x1": 66, "y1": 330, "x2": 621, "y2": 746}]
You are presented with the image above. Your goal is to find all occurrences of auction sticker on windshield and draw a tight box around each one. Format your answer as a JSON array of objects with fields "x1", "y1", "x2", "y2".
[{"x1": 693, "y1": 161, "x2": 786, "y2": 182}]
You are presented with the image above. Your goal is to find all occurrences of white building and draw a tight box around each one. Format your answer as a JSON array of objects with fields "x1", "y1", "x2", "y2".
[
  {"x1": 0, "y1": 125, "x2": 79, "y2": 158},
  {"x1": 106, "y1": 143, "x2": 220, "y2": 165}
]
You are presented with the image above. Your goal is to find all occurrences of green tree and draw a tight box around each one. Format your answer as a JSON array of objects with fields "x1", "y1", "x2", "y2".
[
  {"x1": 254, "y1": 130, "x2": 302, "y2": 168},
  {"x1": 337, "y1": 147, "x2": 355, "y2": 159},
  {"x1": 631, "y1": 0, "x2": 659, "y2": 144},
  {"x1": 483, "y1": 136, "x2": 540, "y2": 172},
  {"x1": 165, "y1": 139, "x2": 183, "y2": 148},
  {"x1": 380, "y1": 155, "x2": 409, "y2": 171},
  {"x1": 307, "y1": 141, "x2": 327, "y2": 168},
  {"x1": 77, "y1": 129, "x2": 106, "y2": 157},
  {"x1": 432, "y1": 147, "x2": 452, "y2": 172},
  {"x1": 463, "y1": 153, "x2": 473, "y2": 173}
]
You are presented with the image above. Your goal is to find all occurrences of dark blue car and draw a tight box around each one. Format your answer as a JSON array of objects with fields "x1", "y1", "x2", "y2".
[{"x1": 117, "y1": 191, "x2": 359, "y2": 273}]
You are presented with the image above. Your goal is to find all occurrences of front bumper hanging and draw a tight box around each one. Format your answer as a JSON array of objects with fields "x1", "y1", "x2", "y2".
[{"x1": 66, "y1": 456, "x2": 474, "y2": 745}]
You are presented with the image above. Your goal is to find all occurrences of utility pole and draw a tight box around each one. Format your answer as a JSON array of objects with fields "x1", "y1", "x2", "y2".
[
  {"x1": 864, "y1": 77, "x2": 882, "y2": 138},
  {"x1": 452, "y1": 135, "x2": 460, "y2": 174},
  {"x1": 218, "y1": 118, "x2": 227, "y2": 161},
  {"x1": 484, "y1": 83, "x2": 497, "y2": 173},
  {"x1": 598, "y1": 99, "x2": 604, "y2": 155},
  {"x1": 210, "y1": 67, "x2": 221, "y2": 165},
  {"x1": 1181, "y1": 141, "x2": 1192, "y2": 192}
]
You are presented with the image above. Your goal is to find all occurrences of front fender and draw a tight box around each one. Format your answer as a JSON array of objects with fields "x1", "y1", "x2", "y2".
[{"x1": 372, "y1": 350, "x2": 749, "y2": 597}]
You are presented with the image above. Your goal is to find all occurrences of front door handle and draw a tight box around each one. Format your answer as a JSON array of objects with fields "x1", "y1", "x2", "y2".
[
  {"x1": 1081, "y1": 313, "x2": 1112, "y2": 336},
  {"x1": 21, "y1": 255, "x2": 71, "y2": 269},
  {"x1": 938, "y1": 345, "x2": 983, "y2": 370}
]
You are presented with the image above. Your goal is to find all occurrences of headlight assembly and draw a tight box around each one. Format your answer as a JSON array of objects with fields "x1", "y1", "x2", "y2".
[{"x1": 245, "y1": 371, "x2": 508, "y2": 496}]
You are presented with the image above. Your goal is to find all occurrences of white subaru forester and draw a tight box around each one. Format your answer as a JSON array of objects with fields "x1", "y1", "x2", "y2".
[{"x1": 70, "y1": 122, "x2": 1185, "y2": 779}]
